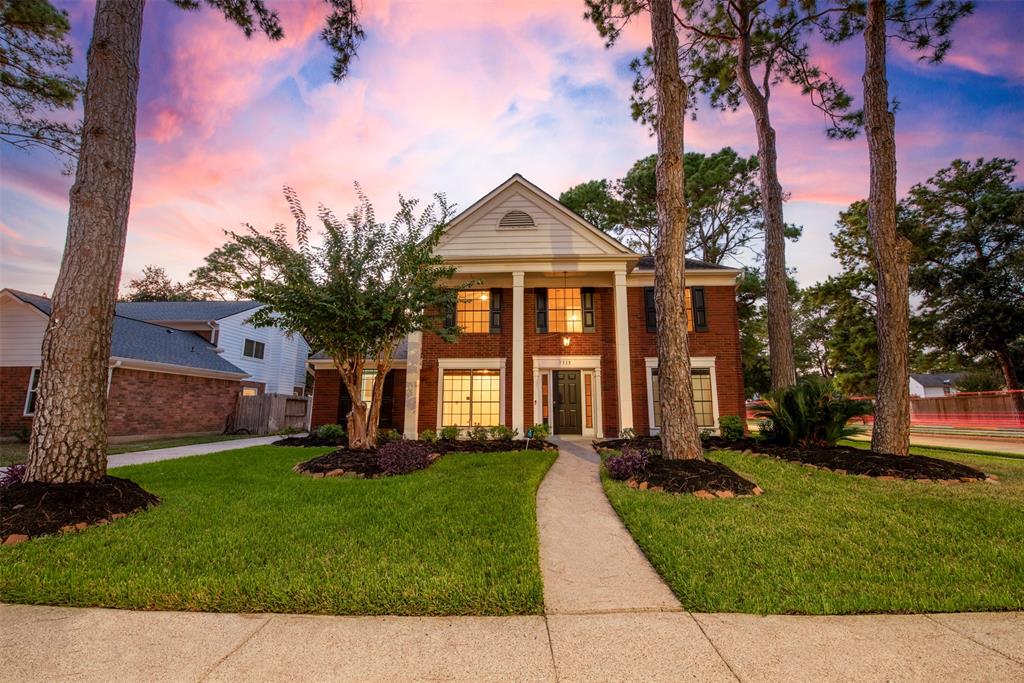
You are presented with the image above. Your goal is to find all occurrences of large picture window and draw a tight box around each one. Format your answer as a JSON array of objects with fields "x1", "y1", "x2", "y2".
[
  {"x1": 548, "y1": 288, "x2": 582, "y2": 333},
  {"x1": 650, "y1": 366, "x2": 715, "y2": 429},
  {"x1": 441, "y1": 369, "x2": 501, "y2": 427}
]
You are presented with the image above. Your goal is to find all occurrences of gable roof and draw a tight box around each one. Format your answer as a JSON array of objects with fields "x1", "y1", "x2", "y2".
[
  {"x1": 4, "y1": 289, "x2": 247, "y2": 377},
  {"x1": 437, "y1": 173, "x2": 636, "y2": 258},
  {"x1": 115, "y1": 299, "x2": 261, "y2": 322},
  {"x1": 910, "y1": 372, "x2": 966, "y2": 388}
]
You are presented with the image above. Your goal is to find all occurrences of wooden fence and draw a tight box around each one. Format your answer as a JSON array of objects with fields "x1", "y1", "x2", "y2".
[{"x1": 232, "y1": 394, "x2": 311, "y2": 435}]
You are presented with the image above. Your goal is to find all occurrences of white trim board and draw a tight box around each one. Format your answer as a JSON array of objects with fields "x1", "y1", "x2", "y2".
[{"x1": 645, "y1": 356, "x2": 720, "y2": 435}]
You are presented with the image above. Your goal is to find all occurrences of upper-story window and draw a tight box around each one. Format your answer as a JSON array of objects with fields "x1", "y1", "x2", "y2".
[
  {"x1": 448, "y1": 289, "x2": 502, "y2": 334},
  {"x1": 535, "y1": 288, "x2": 595, "y2": 333},
  {"x1": 498, "y1": 210, "x2": 535, "y2": 229},
  {"x1": 644, "y1": 287, "x2": 707, "y2": 333},
  {"x1": 243, "y1": 338, "x2": 266, "y2": 360}
]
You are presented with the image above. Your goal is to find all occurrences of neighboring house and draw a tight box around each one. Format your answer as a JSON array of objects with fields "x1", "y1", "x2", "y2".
[
  {"x1": 909, "y1": 372, "x2": 966, "y2": 398},
  {"x1": 115, "y1": 300, "x2": 310, "y2": 396},
  {"x1": 309, "y1": 174, "x2": 745, "y2": 438},
  {"x1": 0, "y1": 289, "x2": 248, "y2": 439}
]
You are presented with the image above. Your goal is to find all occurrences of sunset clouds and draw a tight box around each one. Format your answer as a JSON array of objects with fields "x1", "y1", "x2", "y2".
[{"x1": 2, "y1": 0, "x2": 1022, "y2": 293}]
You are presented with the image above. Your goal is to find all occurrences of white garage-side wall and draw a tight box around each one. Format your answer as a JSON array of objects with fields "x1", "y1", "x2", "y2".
[
  {"x1": 0, "y1": 295, "x2": 46, "y2": 366},
  {"x1": 216, "y1": 307, "x2": 309, "y2": 394}
]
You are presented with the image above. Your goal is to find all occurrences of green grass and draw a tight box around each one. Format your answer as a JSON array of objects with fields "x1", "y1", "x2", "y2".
[
  {"x1": 0, "y1": 433, "x2": 255, "y2": 467},
  {"x1": 603, "y1": 445, "x2": 1024, "y2": 615},
  {"x1": 0, "y1": 446, "x2": 556, "y2": 616}
]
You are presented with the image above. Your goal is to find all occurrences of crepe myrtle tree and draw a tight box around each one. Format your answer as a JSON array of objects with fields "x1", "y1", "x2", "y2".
[
  {"x1": 24, "y1": 0, "x2": 364, "y2": 484},
  {"x1": 215, "y1": 186, "x2": 467, "y2": 449}
]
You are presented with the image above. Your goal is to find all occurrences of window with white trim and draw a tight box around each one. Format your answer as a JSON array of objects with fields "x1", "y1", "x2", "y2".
[
  {"x1": 360, "y1": 370, "x2": 376, "y2": 412},
  {"x1": 441, "y1": 369, "x2": 500, "y2": 427},
  {"x1": 242, "y1": 338, "x2": 265, "y2": 359},
  {"x1": 650, "y1": 367, "x2": 715, "y2": 429},
  {"x1": 24, "y1": 368, "x2": 40, "y2": 416}
]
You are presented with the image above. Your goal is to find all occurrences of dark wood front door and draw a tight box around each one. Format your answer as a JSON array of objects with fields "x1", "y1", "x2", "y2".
[{"x1": 553, "y1": 371, "x2": 582, "y2": 435}]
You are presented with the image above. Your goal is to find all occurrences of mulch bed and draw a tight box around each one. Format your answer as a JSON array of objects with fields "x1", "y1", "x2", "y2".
[
  {"x1": 1, "y1": 476, "x2": 160, "y2": 542},
  {"x1": 635, "y1": 455, "x2": 760, "y2": 497},
  {"x1": 273, "y1": 435, "x2": 347, "y2": 447},
  {"x1": 701, "y1": 436, "x2": 989, "y2": 482},
  {"x1": 430, "y1": 438, "x2": 558, "y2": 454}
]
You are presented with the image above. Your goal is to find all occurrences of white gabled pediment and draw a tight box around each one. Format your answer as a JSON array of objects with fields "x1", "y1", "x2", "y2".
[{"x1": 436, "y1": 175, "x2": 634, "y2": 260}]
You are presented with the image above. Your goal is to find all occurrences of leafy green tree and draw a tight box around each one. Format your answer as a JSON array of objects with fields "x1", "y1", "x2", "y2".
[
  {"x1": 121, "y1": 265, "x2": 199, "y2": 302},
  {"x1": 955, "y1": 369, "x2": 1004, "y2": 394},
  {"x1": 908, "y1": 158, "x2": 1024, "y2": 395},
  {"x1": 560, "y1": 148, "x2": 766, "y2": 264},
  {"x1": 736, "y1": 268, "x2": 771, "y2": 397},
  {"x1": 210, "y1": 187, "x2": 465, "y2": 448},
  {"x1": 26, "y1": 0, "x2": 365, "y2": 484},
  {"x1": 0, "y1": 0, "x2": 84, "y2": 161}
]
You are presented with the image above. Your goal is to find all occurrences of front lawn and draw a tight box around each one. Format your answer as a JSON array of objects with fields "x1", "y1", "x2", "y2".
[
  {"x1": 0, "y1": 446, "x2": 556, "y2": 616},
  {"x1": 603, "y1": 446, "x2": 1024, "y2": 614},
  {"x1": 0, "y1": 433, "x2": 254, "y2": 467}
]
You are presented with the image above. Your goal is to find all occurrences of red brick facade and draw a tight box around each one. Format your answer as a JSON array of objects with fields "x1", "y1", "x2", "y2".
[
  {"x1": 310, "y1": 368, "x2": 406, "y2": 433},
  {"x1": 1, "y1": 366, "x2": 241, "y2": 439}
]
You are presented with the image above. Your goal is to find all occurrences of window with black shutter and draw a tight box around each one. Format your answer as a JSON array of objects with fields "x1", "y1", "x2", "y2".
[
  {"x1": 644, "y1": 287, "x2": 657, "y2": 332},
  {"x1": 489, "y1": 289, "x2": 502, "y2": 333},
  {"x1": 535, "y1": 288, "x2": 548, "y2": 333},
  {"x1": 691, "y1": 287, "x2": 708, "y2": 331},
  {"x1": 581, "y1": 287, "x2": 596, "y2": 332}
]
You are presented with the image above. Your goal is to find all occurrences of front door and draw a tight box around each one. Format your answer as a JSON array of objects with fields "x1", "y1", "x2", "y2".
[{"x1": 553, "y1": 371, "x2": 582, "y2": 435}]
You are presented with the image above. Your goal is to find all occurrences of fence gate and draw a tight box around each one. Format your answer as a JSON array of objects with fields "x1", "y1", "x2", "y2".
[{"x1": 233, "y1": 394, "x2": 311, "y2": 435}]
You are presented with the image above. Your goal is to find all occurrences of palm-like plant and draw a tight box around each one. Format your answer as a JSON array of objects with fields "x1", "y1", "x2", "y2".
[{"x1": 756, "y1": 378, "x2": 872, "y2": 447}]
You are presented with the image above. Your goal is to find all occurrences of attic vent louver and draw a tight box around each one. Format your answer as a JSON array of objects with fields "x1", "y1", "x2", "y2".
[{"x1": 498, "y1": 210, "x2": 536, "y2": 229}]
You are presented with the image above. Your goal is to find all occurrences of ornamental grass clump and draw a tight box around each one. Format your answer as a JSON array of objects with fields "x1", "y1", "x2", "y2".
[
  {"x1": 377, "y1": 441, "x2": 432, "y2": 476},
  {"x1": 605, "y1": 445, "x2": 650, "y2": 481}
]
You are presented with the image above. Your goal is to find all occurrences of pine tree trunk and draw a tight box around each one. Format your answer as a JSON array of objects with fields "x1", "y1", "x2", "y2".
[
  {"x1": 994, "y1": 348, "x2": 1024, "y2": 417},
  {"x1": 650, "y1": 0, "x2": 703, "y2": 460},
  {"x1": 734, "y1": 26, "x2": 796, "y2": 391},
  {"x1": 23, "y1": 0, "x2": 145, "y2": 484},
  {"x1": 864, "y1": 0, "x2": 911, "y2": 456}
]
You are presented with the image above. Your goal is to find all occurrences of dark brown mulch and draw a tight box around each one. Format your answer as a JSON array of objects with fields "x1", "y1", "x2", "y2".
[
  {"x1": 294, "y1": 448, "x2": 384, "y2": 478},
  {"x1": 701, "y1": 436, "x2": 987, "y2": 481},
  {"x1": 639, "y1": 455, "x2": 759, "y2": 496},
  {"x1": 593, "y1": 436, "x2": 662, "y2": 451},
  {"x1": 273, "y1": 435, "x2": 346, "y2": 447},
  {"x1": 1, "y1": 476, "x2": 160, "y2": 539},
  {"x1": 430, "y1": 438, "x2": 558, "y2": 454}
]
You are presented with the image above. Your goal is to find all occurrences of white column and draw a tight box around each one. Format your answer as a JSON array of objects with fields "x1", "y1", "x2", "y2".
[
  {"x1": 613, "y1": 270, "x2": 634, "y2": 432},
  {"x1": 402, "y1": 331, "x2": 423, "y2": 439},
  {"x1": 593, "y1": 366, "x2": 604, "y2": 439},
  {"x1": 512, "y1": 271, "x2": 525, "y2": 433}
]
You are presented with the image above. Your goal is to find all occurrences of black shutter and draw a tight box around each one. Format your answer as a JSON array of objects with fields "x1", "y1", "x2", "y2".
[
  {"x1": 582, "y1": 287, "x2": 595, "y2": 332},
  {"x1": 535, "y1": 288, "x2": 548, "y2": 333},
  {"x1": 489, "y1": 288, "x2": 502, "y2": 334},
  {"x1": 442, "y1": 295, "x2": 456, "y2": 329},
  {"x1": 644, "y1": 287, "x2": 657, "y2": 332},
  {"x1": 378, "y1": 371, "x2": 394, "y2": 428},
  {"x1": 692, "y1": 287, "x2": 708, "y2": 331}
]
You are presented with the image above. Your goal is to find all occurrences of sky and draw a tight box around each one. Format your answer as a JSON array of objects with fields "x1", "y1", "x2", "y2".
[{"x1": 1, "y1": 0, "x2": 1022, "y2": 295}]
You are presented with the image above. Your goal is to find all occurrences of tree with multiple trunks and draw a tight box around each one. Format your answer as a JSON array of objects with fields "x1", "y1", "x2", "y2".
[
  {"x1": 0, "y1": 0, "x2": 83, "y2": 162},
  {"x1": 24, "y1": 0, "x2": 365, "y2": 484},
  {"x1": 908, "y1": 158, "x2": 1024, "y2": 400},
  {"x1": 595, "y1": 0, "x2": 859, "y2": 391},
  {"x1": 587, "y1": 0, "x2": 705, "y2": 459},
  {"x1": 208, "y1": 187, "x2": 464, "y2": 449},
  {"x1": 817, "y1": 0, "x2": 973, "y2": 455}
]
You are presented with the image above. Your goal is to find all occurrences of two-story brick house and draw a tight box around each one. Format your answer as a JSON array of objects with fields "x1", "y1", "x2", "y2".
[{"x1": 309, "y1": 174, "x2": 744, "y2": 438}]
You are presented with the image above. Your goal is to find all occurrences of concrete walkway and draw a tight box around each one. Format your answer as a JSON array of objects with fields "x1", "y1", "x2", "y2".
[{"x1": 107, "y1": 435, "x2": 284, "y2": 468}]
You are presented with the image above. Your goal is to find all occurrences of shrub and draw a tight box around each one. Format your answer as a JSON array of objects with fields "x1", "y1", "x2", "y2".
[
  {"x1": 699, "y1": 428, "x2": 714, "y2": 442},
  {"x1": 0, "y1": 463, "x2": 25, "y2": 488},
  {"x1": 605, "y1": 445, "x2": 649, "y2": 481},
  {"x1": 440, "y1": 425, "x2": 461, "y2": 441},
  {"x1": 378, "y1": 428, "x2": 402, "y2": 444},
  {"x1": 276, "y1": 426, "x2": 301, "y2": 436},
  {"x1": 755, "y1": 377, "x2": 872, "y2": 447},
  {"x1": 718, "y1": 415, "x2": 746, "y2": 442},
  {"x1": 316, "y1": 423, "x2": 346, "y2": 441},
  {"x1": 618, "y1": 427, "x2": 637, "y2": 440},
  {"x1": 489, "y1": 425, "x2": 518, "y2": 442},
  {"x1": 377, "y1": 441, "x2": 432, "y2": 475},
  {"x1": 419, "y1": 429, "x2": 438, "y2": 444},
  {"x1": 526, "y1": 423, "x2": 550, "y2": 440},
  {"x1": 468, "y1": 425, "x2": 491, "y2": 442}
]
